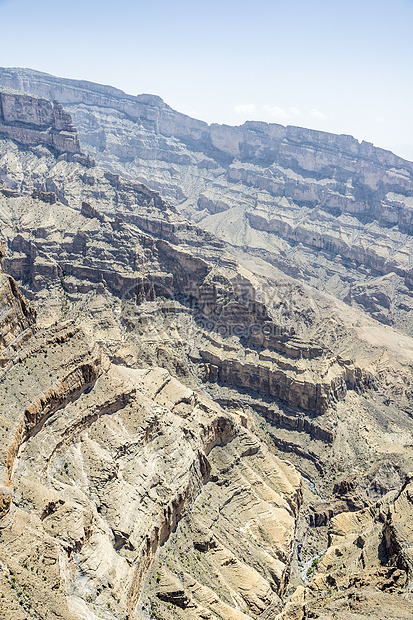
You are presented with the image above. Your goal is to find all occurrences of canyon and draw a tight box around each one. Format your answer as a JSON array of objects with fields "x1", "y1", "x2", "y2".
[
  {"x1": 1, "y1": 68, "x2": 413, "y2": 335},
  {"x1": 0, "y1": 76, "x2": 412, "y2": 619}
]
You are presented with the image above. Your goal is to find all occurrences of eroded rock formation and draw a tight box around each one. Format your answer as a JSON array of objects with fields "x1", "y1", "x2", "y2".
[
  {"x1": 0, "y1": 85, "x2": 80, "y2": 153},
  {"x1": 0, "y1": 84, "x2": 412, "y2": 620},
  {"x1": 2, "y1": 67, "x2": 412, "y2": 334}
]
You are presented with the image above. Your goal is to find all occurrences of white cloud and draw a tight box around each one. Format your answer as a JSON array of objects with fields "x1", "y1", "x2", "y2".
[
  {"x1": 262, "y1": 105, "x2": 302, "y2": 120},
  {"x1": 234, "y1": 104, "x2": 257, "y2": 116},
  {"x1": 310, "y1": 108, "x2": 327, "y2": 120}
]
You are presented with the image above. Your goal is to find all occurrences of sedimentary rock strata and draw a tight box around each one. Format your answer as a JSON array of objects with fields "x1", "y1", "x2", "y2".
[
  {"x1": 0, "y1": 271, "x2": 303, "y2": 618},
  {"x1": 0, "y1": 85, "x2": 80, "y2": 153},
  {"x1": 0, "y1": 86, "x2": 412, "y2": 619},
  {"x1": 1, "y1": 67, "x2": 413, "y2": 333}
]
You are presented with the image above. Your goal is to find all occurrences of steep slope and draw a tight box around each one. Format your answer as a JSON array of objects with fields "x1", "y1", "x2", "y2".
[
  {"x1": 0, "y1": 88, "x2": 413, "y2": 619},
  {"x1": 0, "y1": 84, "x2": 80, "y2": 153},
  {"x1": 1, "y1": 67, "x2": 413, "y2": 334},
  {"x1": 0, "y1": 109, "x2": 303, "y2": 619}
]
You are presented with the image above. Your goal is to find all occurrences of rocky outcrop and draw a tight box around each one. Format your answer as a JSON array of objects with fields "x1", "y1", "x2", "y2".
[
  {"x1": 3, "y1": 68, "x2": 413, "y2": 332},
  {"x1": 0, "y1": 236, "x2": 304, "y2": 619},
  {"x1": 0, "y1": 67, "x2": 208, "y2": 143},
  {"x1": 0, "y1": 272, "x2": 36, "y2": 366},
  {"x1": 383, "y1": 474, "x2": 413, "y2": 589},
  {"x1": 273, "y1": 469, "x2": 413, "y2": 620},
  {"x1": 0, "y1": 320, "x2": 102, "y2": 516},
  {"x1": 142, "y1": 427, "x2": 301, "y2": 619},
  {"x1": 0, "y1": 242, "x2": 37, "y2": 513},
  {"x1": 0, "y1": 89, "x2": 413, "y2": 619},
  {"x1": 199, "y1": 332, "x2": 376, "y2": 414},
  {"x1": 0, "y1": 316, "x2": 302, "y2": 619},
  {"x1": 0, "y1": 86, "x2": 80, "y2": 152}
]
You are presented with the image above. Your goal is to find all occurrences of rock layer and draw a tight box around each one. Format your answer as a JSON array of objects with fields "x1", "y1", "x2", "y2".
[
  {"x1": 0, "y1": 85, "x2": 412, "y2": 620},
  {"x1": 0, "y1": 85, "x2": 80, "y2": 153},
  {"x1": 2, "y1": 68, "x2": 413, "y2": 332},
  {"x1": 0, "y1": 128, "x2": 386, "y2": 419}
]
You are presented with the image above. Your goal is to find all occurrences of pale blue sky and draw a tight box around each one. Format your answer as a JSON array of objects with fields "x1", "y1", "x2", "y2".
[{"x1": 1, "y1": 0, "x2": 413, "y2": 160}]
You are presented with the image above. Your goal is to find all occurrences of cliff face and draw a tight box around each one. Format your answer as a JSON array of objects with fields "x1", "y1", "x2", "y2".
[
  {"x1": 2, "y1": 68, "x2": 412, "y2": 334},
  {"x1": 0, "y1": 125, "x2": 404, "y2": 420},
  {"x1": 0, "y1": 85, "x2": 413, "y2": 620},
  {"x1": 0, "y1": 240, "x2": 36, "y2": 362},
  {"x1": 0, "y1": 86, "x2": 80, "y2": 153},
  {"x1": 0, "y1": 114, "x2": 303, "y2": 616}
]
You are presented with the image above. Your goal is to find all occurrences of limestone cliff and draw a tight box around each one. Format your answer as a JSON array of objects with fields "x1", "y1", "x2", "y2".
[
  {"x1": 0, "y1": 85, "x2": 80, "y2": 153},
  {"x1": 0, "y1": 85, "x2": 412, "y2": 620},
  {"x1": 0, "y1": 251, "x2": 302, "y2": 619},
  {"x1": 2, "y1": 68, "x2": 412, "y2": 334}
]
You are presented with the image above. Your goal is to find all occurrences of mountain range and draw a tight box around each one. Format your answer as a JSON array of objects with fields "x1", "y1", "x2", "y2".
[{"x1": 0, "y1": 67, "x2": 412, "y2": 619}]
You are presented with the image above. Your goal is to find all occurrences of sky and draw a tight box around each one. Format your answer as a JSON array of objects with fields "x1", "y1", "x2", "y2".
[{"x1": 1, "y1": 0, "x2": 413, "y2": 160}]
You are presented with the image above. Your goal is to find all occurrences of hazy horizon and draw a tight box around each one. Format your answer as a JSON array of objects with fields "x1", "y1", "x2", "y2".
[{"x1": 1, "y1": 0, "x2": 413, "y2": 161}]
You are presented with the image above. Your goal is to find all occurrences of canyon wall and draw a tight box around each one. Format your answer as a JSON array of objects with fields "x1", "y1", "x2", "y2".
[
  {"x1": 0, "y1": 85, "x2": 80, "y2": 152},
  {"x1": 0, "y1": 82, "x2": 412, "y2": 620},
  {"x1": 2, "y1": 68, "x2": 412, "y2": 333}
]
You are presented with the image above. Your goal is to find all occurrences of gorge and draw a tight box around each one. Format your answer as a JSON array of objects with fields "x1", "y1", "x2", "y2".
[{"x1": 0, "y1": 73, "x2": 412, "y2": 619}]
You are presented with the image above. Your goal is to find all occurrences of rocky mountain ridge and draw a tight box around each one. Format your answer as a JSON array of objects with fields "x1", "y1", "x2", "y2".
[
  {"x1": 2, "y1": 67, "x2": 412, "y2": 334},
  {"x1": 0, "y1": 82, "x2": 412, "y2": 619},
  {"x1": 0, "y1": 110, "x2": 303, "y2": 617}
]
